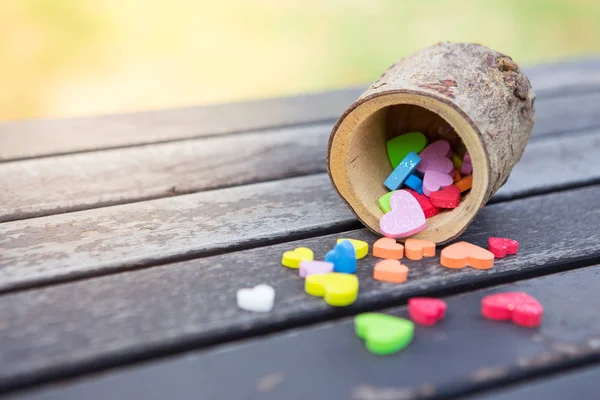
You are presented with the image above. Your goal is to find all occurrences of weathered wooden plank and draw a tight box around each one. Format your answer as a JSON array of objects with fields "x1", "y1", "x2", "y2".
[
  {"x1": 2, "y1": 89, "x2": 600, "y2": 224},
  {"x1": 470, "y1": 365, "x2": 600, "y2": 400},
  {"x1": 1, "y1": 128, "x2": 600, "y2": 292},
  {"x1": 0, "y1": 59, "x2": 599, "y2": 161},
  {"x1": 0, "y1": 186, "x2": 599, "y2": 393}
]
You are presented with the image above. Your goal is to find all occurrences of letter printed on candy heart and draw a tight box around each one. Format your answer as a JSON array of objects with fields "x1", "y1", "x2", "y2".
[
  {"x1": 482, "y1": 292, "x2": 543, "y2": 327},
  {"x1": 325, "y1": 240, "x2": 357, "y2": 273},
  {"x1": 386, "y1": 132, "x2": 428, "y2": 168},
  {"x1": 384, "y1": 152, "x2": 421, "y2": 191},
  {"x1": 440, "y1": 241, "x2": 495, "y2": 270},
  {"x1": 355, "y1": 313, "x2": 414, "y2": 355},
  {"x1": 416, "y1": 140, "x2": 454, "y2": 176},
  {"x1": 379, "y1": 190, "x2": 427, "y2": 239},
  {"x1": 430, "y1": 185, "x2": 461, "y2": 209},
  {"x1": 299, "y1": 261, "x2": 334, "y2": 278},
  {"x1": 404, "y1": 238, "x2": 436, "y2": 260},
  {"x1": 422, "y1": 170, "x2": 454, "y2": 197},
  {"x1": 408, "y1": 298, "x2": 447, "y2": 326},
  {"x1": 373, "y1": 237, "x2": 404, "y2": 259},
  {"x1": 488, "y1": 237, "x2": 519, "y2": 259},
  {"x1": 373, "y1": 260, "x2": 408, "y2": 283},
  {"x1": 281, "y1": 247, "x2": 314, "y2": 269},
  {"x1": 337, "y1": 238, "x2": 369, "y2": 260},
  {"x1": 305, "y1": 273, "x2": 359, "y2": 307}
]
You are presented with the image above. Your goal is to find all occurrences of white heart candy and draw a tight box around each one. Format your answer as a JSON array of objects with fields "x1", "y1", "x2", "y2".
[{"x1": 236, "y1": 284, "x2": 275, "y2": 313}]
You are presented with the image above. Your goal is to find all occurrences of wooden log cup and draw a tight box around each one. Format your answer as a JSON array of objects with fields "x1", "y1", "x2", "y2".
[{"x1": 327, "y1": 42, "x2": 536, "y2": 244}]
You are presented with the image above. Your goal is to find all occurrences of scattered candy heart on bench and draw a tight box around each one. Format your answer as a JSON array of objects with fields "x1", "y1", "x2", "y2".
[
  {"x1": 408, "y1": 298, "x2": 447, "y2": 326},
  {"x1": 404, "y1": 173, "x2": 423, "y2": 194},
  {"x1": 373, "y1": 260, "x2": 408, "y2": 283},
  {"x1": 404, "y1": 238, "x2": 436, "y2": 260},
  {"x1": 305, "y1": 273, "x2": 359, "y2": 307},
  {"x1": 299, "y1": 261, "x2": 334, "y2": 278},
  {"x1": 355, "y1": 313, "x2": 414, "y2": 355},
  {"x1": 416, "y1": 140, "x2": 454, "y2": 176},
  {"x1": 455, "y1": 175, "x2": 473, "y2": 193},
  {"x1": 281, "y1": 247, "x2": 314, "y2": 269},
  {"x1": 325, "y1": 240, "x2": 357, "y2": 274},
  {"x1": 461, "y1": 151, "x2": 472, "y2": 175},
  {"x1": 423, "y1": 170, "x2": 453, "y2": 197},
  {"x1": 236, "y1": 284, "x2": 275, "y2": 313},
  {"x1": 440, "y1": 241, "x2": 495, "y2": 270},
  {"x1": 482, "y1": 292, "x2": 543, "y2": 327},
  {"x1": 386, "y1": 132, "x2": 428, "y2": 168},
  {"x1": 380, "y1": 190, "x2": 427, "y2": 238},
  {"x1": 488, "y1": 237, "x2": 519, "y2": 259},
  {"x1": 384, "y1": 152, "x2": 422, "y2": 191},
  {"x1": 430, "y1": 185, "x2": 461, "y2": 209},
  {"x1": 337, "y1": 238, "x2": 369, "y2": 260},
  {"x1": 373, "y1": 237, "x2": 404, "y2": 259},
  {"x1": 406, "y1": 189, "x2": 441, "y2": 218}
]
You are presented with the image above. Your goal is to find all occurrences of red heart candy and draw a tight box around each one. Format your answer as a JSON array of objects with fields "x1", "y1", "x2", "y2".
[
  {"x1": 429, "y1": 185, "x2": 460, "y2": 209},
  {"x1": 405, "y1": 189, "x2": 441, "y2": 218},
  {"x1": 482, "y1": 292, "x2": 543, "y2": 328},
  {"x1": 408, "y1": 297, "x2": 447, "y2": 326},
  {"x1": 488, "y1": 237, "x2": 519, "y2": 258}
]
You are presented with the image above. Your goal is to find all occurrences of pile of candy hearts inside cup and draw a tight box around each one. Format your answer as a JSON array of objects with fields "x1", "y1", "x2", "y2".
[{"x1": 380, "y1": 132, "x2": 473, "y2": 238}]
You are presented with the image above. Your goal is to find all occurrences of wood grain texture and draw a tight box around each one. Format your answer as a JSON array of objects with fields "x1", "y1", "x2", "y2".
[
  {"x1": 0, "y1": 88, "x2": 363, "y2": 161},
  {"x1": 0, "y1": 58, "x2": 598, "y2": 161},
  {"x1": 1, "y1": 127, "x2": 600, "y2": 292},
  {"x1": 0, "y1": 186, "x2": 599, "y2": 392},
  {"x1": 2, "y1": 90, "x2": 600, "y2": 224}
]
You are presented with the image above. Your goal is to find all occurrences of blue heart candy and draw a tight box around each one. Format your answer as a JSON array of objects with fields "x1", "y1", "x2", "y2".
[{"x1": 325, "y1": 240, "x2": 357, "y2": 274}]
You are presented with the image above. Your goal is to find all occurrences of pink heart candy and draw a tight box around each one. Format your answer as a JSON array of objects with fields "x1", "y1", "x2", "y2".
[
  {"x1": 299, "y1": 261, "x2": 334, "y2": 278},
  {"x1": 461, "y1": 151, "x2": 472, "y2": 175},
  {"x1": 423, "y1": 170, "x2": 454, "y2": 197},
  {"x1": 380, "y1": 190, "x2": 427, "y2": 238},
  {"x1": 416, "y1": 140, "x2": 454, "y2": 175}
]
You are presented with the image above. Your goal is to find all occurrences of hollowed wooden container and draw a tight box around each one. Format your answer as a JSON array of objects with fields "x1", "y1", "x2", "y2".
[{"x1": 327, "y1": 42, "x2": 536, "y2": 244}]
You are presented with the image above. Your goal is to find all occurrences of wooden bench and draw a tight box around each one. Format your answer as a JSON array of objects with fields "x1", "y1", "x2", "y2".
[{"x1": 1, "y1": 58, "x2": 599, "y2": 399}]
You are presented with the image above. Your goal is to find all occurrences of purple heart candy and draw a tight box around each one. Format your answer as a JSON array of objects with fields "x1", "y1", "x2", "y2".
[
  {"x1": 423, "y1": 170, "x2": 454, "y2": 197},
  {"x1": 299, "y1": 261, "x2": 334, "y2": 278}
]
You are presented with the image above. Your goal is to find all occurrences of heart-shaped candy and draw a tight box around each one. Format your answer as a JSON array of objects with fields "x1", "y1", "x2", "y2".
[
  {"x1": 451, "y1": 152, "x2": 463, "y2": 170},
  {"x1": 373, "y1": 237, "x2": 404, "y2": 259},
  {"x1": 453, "y1": 169, "x2": 462, "y2": 182},
  {"x1": 384, "y1": 152, "x2": 422, "y2": 191},
  {"x1": 404, "y1": 238, "x2": 436, "y2": 260},
  {"x1": 337, "y1": 238, "x2": 369, "y2": 260},
  {"x1": 430, "y1": 185, "x2": 461, "y2": 209},
  {"x1": 408, "y1": 298, "x2": 447, "y2": 326},
  {"x1": 378, "y1": 191, "x2": 396, "y2": 213},
  {"x1": 488, "y1": 237, "x2": 519, "y2": 259},
  {"x1": 482, "y1": 292, "x2": 543, "y2": 327},
  {"x1": 379, "y1": 190, "x2": 427, "y2": 238},
  {"x1": 386, "y1": 132, "x2": 428, "y2": 168},
  {"x1": 441, "y1": 241, "x2": 495, "y2": 270},
  {"x1": 406, "y1": 189, "x2": 441, "y2": 218},
  {"x1": 305, "y1": 273, "x2": 359, "y2": 307},
  {"x1": 403, "y1": 174, "x2": 423, "y2": 194},
  {"x1": 373, "y1": 260, "x2": 408, "y2": 283},
  {"x1": 355, "y1": 313, "x2": 414, "y2": 355},
  {"x1": 423, "y1": 170, "x2": 454, "y2": 197},
  {"x1": 461, "y1": 151, "x2": 473, "y2": 175},
  {"x1": 299, "y1": 261, "x2": 334, "y2": 278},
  {"x1": 325, "y1": 240, "x2": 356, "y2": 274},
  {"x1": 455, "y1": 175, "x2": 473, "y2": 193},
  {"x1": 416, "y1": 140, "x2": 454, "y2": 175},
  {"x1": 236, "y1": 284, "x2": 275, "y2": 313},
  {"x1": 281, "y1": 247, "x2": 314, "y2": 269}
]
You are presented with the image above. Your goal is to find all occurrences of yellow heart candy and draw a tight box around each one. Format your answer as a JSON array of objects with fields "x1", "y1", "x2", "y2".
[
  {"x1": 336, "y1": 238, "x2": 369, "y2": 260},
  {"x1": 281, "y1": 247, "x2": 314, "y2": 269},
  {"x1": 305, "y1": 273, "x2": 359, "y2": 307}
]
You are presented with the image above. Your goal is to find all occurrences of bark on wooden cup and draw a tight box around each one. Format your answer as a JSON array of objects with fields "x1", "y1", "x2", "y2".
[{"x1": 327, "y1": 42, "x2": 535, "y2": 244}]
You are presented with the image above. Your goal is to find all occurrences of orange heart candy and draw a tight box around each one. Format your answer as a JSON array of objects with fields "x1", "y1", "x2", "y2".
[
  {"x1": 440, "y1": 241, "x2": 494, "y2": 270},
  {"x1": 373, "y1": 260, "x2": 408, "y2": 283},
  {"x1": 404, "y1": 239, "x2": 436, "y2": 260},
  {"x1": 373, "y1": 237, "x2": 404, "y2": 259}
]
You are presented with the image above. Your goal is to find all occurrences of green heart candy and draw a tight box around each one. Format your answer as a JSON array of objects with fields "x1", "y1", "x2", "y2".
[
  {"x1": 378, "y1": 191, "x2": 396, "y2": 213},
  {"x1": 355, "y1": 313, "x2": 414, "y2": 355},
  {"x1": 386, "y1": 132, "x2": 428, "y2": 168}
]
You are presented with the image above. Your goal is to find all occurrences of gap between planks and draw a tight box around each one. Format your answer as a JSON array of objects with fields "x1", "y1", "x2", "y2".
[{"x1": 2, "y1": 89, "x2": 600, "y2": 224}]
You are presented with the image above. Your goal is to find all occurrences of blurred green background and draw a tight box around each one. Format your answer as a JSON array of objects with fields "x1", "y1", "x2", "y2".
[{"x1": 1, "y1": 0, "x2": 599, "y2": 121}]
